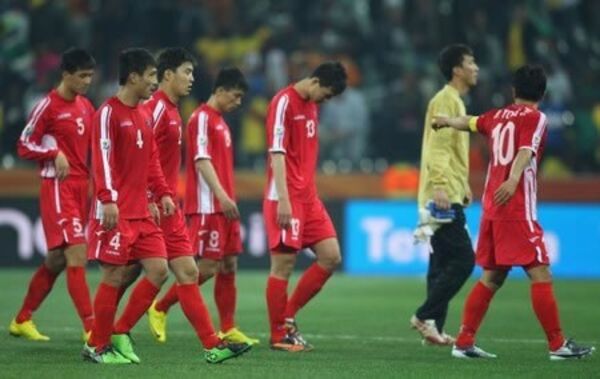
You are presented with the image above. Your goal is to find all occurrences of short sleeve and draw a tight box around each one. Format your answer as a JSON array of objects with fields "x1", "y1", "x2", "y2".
[
  {"x1": 267, "y1": 94, "x2": 289, "y2": 153},
  {"x1": 517, "y1": 111, "x2": 547, "y2": 154}
]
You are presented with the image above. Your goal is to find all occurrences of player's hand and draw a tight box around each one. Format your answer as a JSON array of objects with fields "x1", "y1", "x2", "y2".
[
  {"x1": 433, "y1": 188, "x2": 451, "y2": 210},
  {"x1": 494, "y1": 177, "x2": 518, "y2": 205},
  {"x1": 277, "y1": 198, "x2": 292, "y2": 228},
  {"x1": 218, "y1": 194, "x2": 240, "y2": 220},
  {"x1": 160, "y1": 196, "x2": 175, "y2": 216},
  {"x1": 464, "y1": 186, "x2": 473, "y2": 206},
  {"x1": 54, "y1": 151, "x2": 70, "y2": 181},
  {"x1": 102, "y1": 203, "x2": 119, "y2": 230},
  {"x1": 148, "y1": 202, "x2": 160, "y2": 224},
  {"x1": 431, "y1": 115, "x2": 450, "y2": 131}
]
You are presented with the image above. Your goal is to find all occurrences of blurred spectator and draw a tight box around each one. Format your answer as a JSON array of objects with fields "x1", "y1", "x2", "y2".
[{"x1": 0, "y1": 0, "x2": 598, "y2": 174}]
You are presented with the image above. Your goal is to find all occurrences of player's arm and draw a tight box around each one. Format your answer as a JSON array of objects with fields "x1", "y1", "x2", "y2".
[
  {"x1": 191, "y1": 110, "x2": 239, "y2": 220},
  {"x1": 196, "y1": 159, "x2": 239, "y2": 220},
  {"x1": 426, "y1": 101, "x2": 457, "y2": 210},
  {"x1": 266, "y1": 95, "x2": 292, "y2": 228},
  {"x1": 147, "y1": 138, "x2": 175, "y2": 216},
  {"x1": 431, "y1": 115, "x2": 475, "y2": 131},
  {"x1": 493, "y1": 148, "x2": 534, "y2": 205},
  {"x1": 270, "y1": 152, "x2": 292, "y2": 228},
  {"x1": 17, "y1": 98, "x2": 70, "y2": 180},
  {"x1": 92, "y1": 106, "x2": 119, "y2": 229}
]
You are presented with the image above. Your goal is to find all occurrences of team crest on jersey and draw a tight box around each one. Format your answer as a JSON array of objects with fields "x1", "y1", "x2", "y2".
[{"x1": 145, "y1": 118, "x2": 152, "y2": 128}]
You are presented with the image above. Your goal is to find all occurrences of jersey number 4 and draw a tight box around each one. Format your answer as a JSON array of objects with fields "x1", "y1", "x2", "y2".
[
  {"x1": 491, "y1": 121, "x2": 515, "y2": 166},
  {"x1": 136, "y1": 129, "x2": 144, "y2": 149}
]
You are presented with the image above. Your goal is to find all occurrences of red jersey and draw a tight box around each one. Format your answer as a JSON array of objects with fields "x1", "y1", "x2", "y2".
[
  {"x1": 91, "y1": 96, "x2": 171, "y2": 220},
  {"x1": 184, "y1": 104, "x2": 235, "y2": 215},
  {"x1": 17, "y1": 89, "x2": 94, "y2": 179},
  {"x1": 144, "y1": 90, "x2": 183, "y2": 198},
  {"x1": 472, "y1": 103, "x2": 548, "y2": 221},
  {"x1": 265, "y1": 85, "x2": 320, "y2": 203}
]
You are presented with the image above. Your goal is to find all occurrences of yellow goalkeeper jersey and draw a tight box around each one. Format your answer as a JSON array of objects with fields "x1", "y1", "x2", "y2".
[{"x1": 417, "y1": 84, "x2": 470, "y2": 209}]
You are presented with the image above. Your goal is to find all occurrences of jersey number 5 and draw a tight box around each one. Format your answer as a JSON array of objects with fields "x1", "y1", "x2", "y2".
[{"x1": 491, "y1": 121, "x2": 515, "y2": 166}]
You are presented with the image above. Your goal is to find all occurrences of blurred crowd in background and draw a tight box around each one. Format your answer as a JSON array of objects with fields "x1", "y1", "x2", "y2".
[{"x1": 1, "y1": 0, "x2": 600, "y2": 177}]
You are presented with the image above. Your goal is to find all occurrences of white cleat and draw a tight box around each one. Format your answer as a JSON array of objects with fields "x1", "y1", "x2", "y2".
[
  {"x1": 549, "y1": 338, "x2": 595, "y2": 361},
  {"x1": 452, "y1": 344, "x2": 497, "y2": 359},
  {"x1": 410, "y1": 315, "x2": 447, "y2": 345}
]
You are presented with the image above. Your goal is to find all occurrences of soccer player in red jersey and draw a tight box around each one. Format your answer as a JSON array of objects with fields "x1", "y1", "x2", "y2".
[
  {"x1": 83, "y1": 48, "x2": 177, "y2": 364},
  {"x1": 264, "y1": 62, "x2": 347, "y2": 352},
  {"x1": 11, "y1": 48, "x2": 96, "y2": 342},
  {"x1": 433, "y1": 65, "x2": 595, "y2": 360},
  {"x1": 150, "y1": 67, "x2": 258, "y2": 347},
  {"x1": 137, "y1": 49, "x2": 252, "y2": 360}
]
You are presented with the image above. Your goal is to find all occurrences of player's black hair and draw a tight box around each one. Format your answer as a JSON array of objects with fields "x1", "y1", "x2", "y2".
[
  {"x1": 118, "y1": 48, "x2": 156, "y2": 85},
  {"x1": 310, "y1": 61, "x2": 347, "y2": 95},
  {"x1": 438, "y1": 44, "x2": 474, "y2": 81},
  {"x1": 156, "y1": 47, "x2": 196, "y2": 82},
  {"x1": 512, "y1": 64, "x2": 547, "y2": 102},
  {"x1": 212, "y1": 67, "x2": 248, "y2": 93},
  {"x1": 60, "y1": 47, "x2": 95, "y2": 73}
]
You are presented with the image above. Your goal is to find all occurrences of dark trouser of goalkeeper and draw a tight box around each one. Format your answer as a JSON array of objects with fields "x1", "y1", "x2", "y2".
[{"x1": 415, "y1": 204, "x2": 475, "y2": 333}]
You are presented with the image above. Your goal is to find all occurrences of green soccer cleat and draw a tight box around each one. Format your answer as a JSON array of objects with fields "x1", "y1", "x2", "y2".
[
  {"x1": 111, "y1": 333, "x2": 141, "y2": 364},
  {"x1": 204, "y1": 341, "x2": 252, "y2": 364},
  {"x1": 82, "y1": 343, "x2": 132, "y2": 364}
]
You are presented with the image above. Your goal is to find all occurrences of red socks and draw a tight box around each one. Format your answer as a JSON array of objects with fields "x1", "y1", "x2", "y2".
[
  {"x1": 215, "y1": 272, "x2": 236, "y2": 332},
  {"x1": 113, "y1": 277, "x2": 159, "y2": 334},
  {"x1": 284, "y1": 263, "x2": 332, "y2": 319},
  {"x1": 455, "y1": 281, "x2": 495, "y2": 348},
  {"x1": 177, "y1": 283, "x2": 221, "y2": 349},
  {"x1": 89, "y1": 283, "x2": 119, "y2": 350},
  {"x1": 155, "y1": 283, "x2": 179, "y2": 313},
  {"x1": 66, "y1": 266, "x2": 94, "y2": 331},
  {"x1": 266, "y1": 276, "x2": 288, "y2": 342},
  {"x1": 531, "y1": 282, "x2": 565, "y2": 351},
  {"x1": 16, "y1": 265, "x2": 59, "y2": 323}
]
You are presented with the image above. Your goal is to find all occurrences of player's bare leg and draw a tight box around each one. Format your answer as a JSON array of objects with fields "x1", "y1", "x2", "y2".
[
  {"x1": 112, "y1": 258, "x2": 168, "y2": 363},
  {"x1": 452, "y1": 269, "x2": 507, "y2": 359},
  {"x1": 64, "y1": 243, "x2": 93, "y2": 340},
  {"x1": 526, "y1": 265, "x2": 594, "y2": 360},
  {"x1": 10, "y1": 249, "x2": 65, "y2": 341},
  {"x1": 215, "y1": 256, "x2": 259, "y2": 345}
]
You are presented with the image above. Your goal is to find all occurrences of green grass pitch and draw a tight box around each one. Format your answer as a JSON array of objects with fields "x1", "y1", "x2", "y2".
[{"x1": 0, "y1": 269, "x2": 597, "y2": 378}]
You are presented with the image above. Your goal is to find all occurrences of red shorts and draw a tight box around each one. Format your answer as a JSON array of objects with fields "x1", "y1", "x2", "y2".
[
  {"x1": 187, "y1": 213, "x2": 242, "y2": 260},
  {"x1": 40, "y1": 177, "x2": 88, "y2": 250},
  {"x1": 263, "y1": 198, "x2": 337, "y2": 252},
  {"x1": 87, "y1": 217, "x2": 167, "y2": 265},
  {"x1": 157, "y1": 207, "x2": 193, "y2": 260},
  {"x1": 476, "y1": 218, "x2": 549, "y2": 270}
]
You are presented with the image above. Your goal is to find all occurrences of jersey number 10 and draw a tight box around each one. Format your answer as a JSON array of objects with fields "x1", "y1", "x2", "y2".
[{"x1": 491, "y1": 121, "x2": 515, "y2": 166}]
